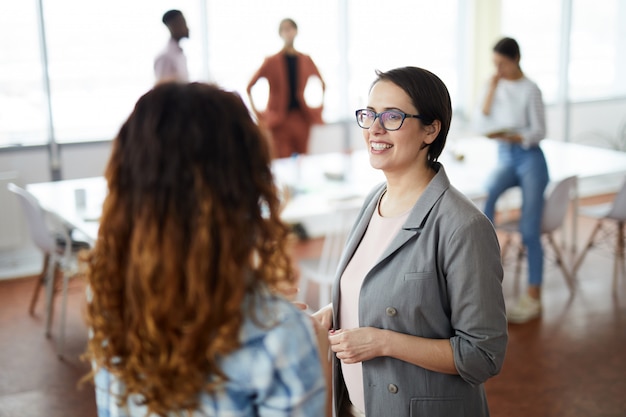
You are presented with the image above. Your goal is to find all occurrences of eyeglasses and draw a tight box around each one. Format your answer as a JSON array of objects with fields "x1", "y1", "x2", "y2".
[{"x1": 355, "y1": 109, "x2": 427, "y2": 131}]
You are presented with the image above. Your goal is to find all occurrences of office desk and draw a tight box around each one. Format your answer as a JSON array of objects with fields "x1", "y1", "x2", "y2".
[{"x1": 27, "y1": 137, "x2": 626, "y2": 242}]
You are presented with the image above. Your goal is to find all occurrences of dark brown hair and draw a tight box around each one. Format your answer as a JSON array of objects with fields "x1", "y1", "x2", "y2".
[
  {"x1": 373, "y1": 66, "x2": 452, "y2": 167},
  {"x1": 493, "y1": 37, "x2": 521, "y2": 61},
  {"x1": 84, "y1": 82, "x2": 294, "y2": 416},
  {"x1": 279, "y1": 18, "x2": 298, "y2": 33},
  {"x1": 162, "y1": 9, "x2": 183, "y2": 25}
]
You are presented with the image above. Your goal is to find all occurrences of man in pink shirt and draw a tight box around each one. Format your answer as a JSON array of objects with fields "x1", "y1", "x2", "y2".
[{"x1": 154, "y1": 10, "x2": 189, "y2": 84}]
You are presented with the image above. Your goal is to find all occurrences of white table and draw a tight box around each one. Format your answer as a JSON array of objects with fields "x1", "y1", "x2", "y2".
[
  {"x1": 27, "y1": 176, "x2": 106, "y2": 244},
  {"x1": 27, "y1": 137, "x2": 626, "y2": 243},
  {"x1": 277, "y1": 137, "x2": 625, "y2": 224}
]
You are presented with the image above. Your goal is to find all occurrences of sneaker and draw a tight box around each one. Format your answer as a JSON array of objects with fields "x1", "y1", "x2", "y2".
[{"x1": 507, "y1": 294, "x2": 541, "y2": 324}]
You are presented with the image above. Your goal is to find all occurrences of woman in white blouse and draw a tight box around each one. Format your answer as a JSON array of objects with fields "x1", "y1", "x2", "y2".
[{"x1": 475, "y1": 37, "x2": 549, "y2": 324}]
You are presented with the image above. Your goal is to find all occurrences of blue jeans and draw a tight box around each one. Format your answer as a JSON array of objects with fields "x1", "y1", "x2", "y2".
[{"x1": 483, "y1": 143, "x2": 549, "y2": 286}]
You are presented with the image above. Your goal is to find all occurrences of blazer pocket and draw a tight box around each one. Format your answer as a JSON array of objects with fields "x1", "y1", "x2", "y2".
[
  {"x1": 410, "y1": 397, "x2": 464, "y2": 417},
  {"x1": 404, "y1": 271, "x2": 436, "y2": 281}
]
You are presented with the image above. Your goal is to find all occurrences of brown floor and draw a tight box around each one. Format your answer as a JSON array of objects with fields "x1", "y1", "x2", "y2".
[
  {"x1": 0, "y1": 197, "x2": 624, "y2": 417},
  {"x1": 489, "y1": 195, "x2": 626, "y2": 417},
  {"x1": 0, "y1": 276, "x2": 95, "y2": 417}
]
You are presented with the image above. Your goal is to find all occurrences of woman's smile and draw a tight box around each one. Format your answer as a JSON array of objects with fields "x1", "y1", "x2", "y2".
[{"x1": 370, "y1": 141, "x2": 393, "y2": 152}]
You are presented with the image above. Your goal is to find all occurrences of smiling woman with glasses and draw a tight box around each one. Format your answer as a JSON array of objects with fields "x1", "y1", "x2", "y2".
[{"x1": 312, "y1": 67, "x2": 507, "y2": 417}]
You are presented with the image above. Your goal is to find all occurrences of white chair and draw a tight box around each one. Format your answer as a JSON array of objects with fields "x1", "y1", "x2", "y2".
[
  {"x1": 498, "y1": 176, "x2": 578, "y2": 293},
  {"x1": 573, "y1": 178, "x2": 626, "y2": 291},
  {"x1": 7, "y1": 183, "x2": 87, "y2": 358},
  {"x1": 297, "y1": 204, "x2": 359, "y2": 311}
]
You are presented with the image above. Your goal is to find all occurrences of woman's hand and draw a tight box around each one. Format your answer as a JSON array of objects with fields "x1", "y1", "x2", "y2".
[
  {"x1": 486, "y1": 131, "x2": 522, "y2": 144},
  {"x1": 482, "y1": 74, "x2": 501, "y2": 116},
  {"x1": 269, "y1": 264, "x2": 304, "y2": 307},
  {"x1": 489, "y1": 73, "x2": 501, "y2": 90},
  {"x1": 312, "y1": 303, "x2": 333, "y2": 330},
  {"x1": 328, "y1": 327, "x2": 385, "y2": 364},
  {"x1": 312, "y1": 304, "x2": 333, "y2": 330},
  {"x1": 504, "y1": 133, "x2": 523, "y2": 143}
]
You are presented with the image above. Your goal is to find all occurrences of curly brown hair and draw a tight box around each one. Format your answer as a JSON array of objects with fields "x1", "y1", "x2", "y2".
[{"x1": 84, "y1": 82, "x2": 295, "y2": 416}]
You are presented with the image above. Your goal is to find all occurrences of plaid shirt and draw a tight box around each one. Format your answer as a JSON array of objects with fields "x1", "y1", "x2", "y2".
[{"x1": 95, "y1": 293, "x2": 326, "y2": 417}]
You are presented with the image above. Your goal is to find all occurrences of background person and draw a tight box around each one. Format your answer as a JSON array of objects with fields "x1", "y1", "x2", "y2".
[
  {"x1": 154, "y1": 9, "x2": 190, "y2": 83},
  {"x1": 475, "y1": 37, "x2": 549, "y2": 324},
  {"x1": 247, "y1": 18, "x2": 325, "y2": 159},
  {"x1": 314, "y1": 67, "x2": 508, "y2": 417},
  {"x1": 84, "y1": 82, "x2": 327, "y2": 417}
]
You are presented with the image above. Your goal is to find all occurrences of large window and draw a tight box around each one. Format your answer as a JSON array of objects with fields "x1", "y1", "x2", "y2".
[
  {"x1": 501, "y1": 0, "x2": 626, "y2": 104},
  {"x1": 207, "y1": 0, "x2": 339, "y2": 120},
  {"x1": 0, "y1": 1, "x2": 209, "y2": 146},
  {"x1": 3, "y1": 1, "x2": 625, "y2": 150},
  {"x1": 347, "y1": 1, "x2": 460, "y2": 112},
  {"x1": 1, "y1": 1, "x2": 463, "y2": 148},
  {"x1": 569, "y1": 0, "x2": 626, "y2": 100},
  {"x1": 42, "y1": 0, "x2": 205, "y2": 143},
  {"x1": 0, "y1": 2, "x2": 49, "y2": 146},
  {"x1": 501, "y1": 0, "x2": 562, "y2": 104}
]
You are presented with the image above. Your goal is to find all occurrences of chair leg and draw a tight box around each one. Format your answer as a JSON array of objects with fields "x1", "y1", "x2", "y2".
[
  {"x1": 514, "y1": 244, "x2": 524, "y2": 293},
  {"x1": 500, "y1": 233, "x2": 512, "y2": 262},
  {"x1": 614, "y1": 221, "x2": 625, "y2": 293},
  {"x1": 573, "y1": 220, "x2": 603, "y2": 274},
  {"x1": 546, "y1": 233, "x2": 575, "y2": 293},
  {"x1": 58, "y1": 268, "x2": 72, "y2": 359},
  {"x1": 44, "y1": 258, "x2": 58, "y2": 338},
  {"x1": 29, "y1": 253, "x2": 50, "y2": 315}
]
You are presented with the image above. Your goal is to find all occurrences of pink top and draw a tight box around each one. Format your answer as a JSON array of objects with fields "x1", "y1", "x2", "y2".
[{"x1": 339, "y1": 195, "x2": 410, "y2": 414}]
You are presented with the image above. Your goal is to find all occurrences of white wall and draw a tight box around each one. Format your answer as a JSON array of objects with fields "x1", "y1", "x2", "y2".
[
  {"x1": 59, "y1": 141, "x2": 112, "y2": 180},
  {"x1": 0, "y1": 147, "x2": 51, "y2": 185},
  {"x1": 568, "y1": 99, "x2": 626, "y2": 149},
  {"x1": 546, "y1": 98, "x2": 626, "y2": 148},
  {"x1": 0, "y1": 149, "x2": 51, "y2": 250},
  {"x1": 0, "y1": 171, "x2": 26, "y2": 249}
]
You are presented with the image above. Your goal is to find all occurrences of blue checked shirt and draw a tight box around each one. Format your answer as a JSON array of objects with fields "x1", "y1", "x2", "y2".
[{"x1": 94, "y1": 292, "x2": 326, "y2": 417}]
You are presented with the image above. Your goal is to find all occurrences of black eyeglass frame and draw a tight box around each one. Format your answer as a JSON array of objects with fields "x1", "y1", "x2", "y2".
[{"x1": 355, "y1": 109, "x2": 429, "y2": 131}]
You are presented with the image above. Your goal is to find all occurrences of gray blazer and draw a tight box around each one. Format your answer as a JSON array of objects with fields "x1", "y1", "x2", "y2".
[{"x1": 331, "y1": 163, "x2": 508, "y2": 417}]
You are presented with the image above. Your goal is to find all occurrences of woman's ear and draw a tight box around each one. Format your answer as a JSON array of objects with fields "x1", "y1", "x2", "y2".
[{"x1": 423, "y1": 120, "x2": 441, "y2": 144}]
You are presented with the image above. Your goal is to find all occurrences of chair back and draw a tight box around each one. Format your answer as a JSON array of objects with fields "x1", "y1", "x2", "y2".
[
  {"x1": 541, "y1": 176, "x2": 577, "y2": 233},
  {"x1": 296, "y1": 202, "x2": 360, "y2": 310},
  {"x1": 315, "y1": 204, "x2": 359, "y2": 281},
  {"x1": 607, "y1": 178, "x2": 626, "y2": 221},
  {"x1": 7, "y1": 183, "x2": 57, "y2": 253}
]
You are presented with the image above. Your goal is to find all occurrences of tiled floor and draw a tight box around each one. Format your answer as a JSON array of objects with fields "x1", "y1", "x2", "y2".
[{"x1": 0, "y1": 197, "x2": 624, "y2": 417}]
